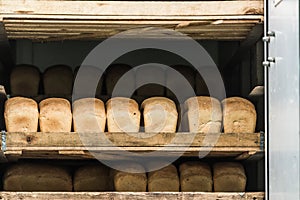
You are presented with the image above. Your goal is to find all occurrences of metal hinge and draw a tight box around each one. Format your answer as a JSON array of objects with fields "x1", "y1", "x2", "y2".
[
  {"x1": 1, "y1": 130, "x2": 6, "y2": 152},
  {"x1": 260, "y1": 131, "x2": 265, "y2": 150},
  {"x1": 263, "y1": 31, "x2": 276, "y2": 67}
]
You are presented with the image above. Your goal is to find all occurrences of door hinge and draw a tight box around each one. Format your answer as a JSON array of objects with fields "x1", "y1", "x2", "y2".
[{"x1": 263, "y1": 31, "x2": 276, "y2": 67}]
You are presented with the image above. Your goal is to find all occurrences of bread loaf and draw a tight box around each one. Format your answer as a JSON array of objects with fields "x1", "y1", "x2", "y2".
[
  {"x1": 222, "y1": 97, "x2": 256, "y2": 133},
  {"x1": 39, "y1": 98, "x2": 72, "y2": 132},
  {"x1": 148, "y1": 164, "x2": 179, "y2": 192},
  {"x1": 166, "y1": 65, "x2": 195, "y2": 100},
  {"x1": 73, "y1": 98, "x2": 106, "y2": 132},
  {"x1": 136, "y1": 65, "x2": 165, "y2": 97},
  {"x1": 179, "y1": 161, "x2": 212, "y2": 192},
  {"x1": 105, "y1": 64, "x2": 134, "y2": 96},
  {"x1": 213, "y1": 162, "x2": 247, "y2": 192},
  {"x1": 74, "y1": 164, "x2": 111, "y2": 191},
  {"x1": 112, "y1": 163, "x2": 147, "y2": 192},
  {"x1": 10, "y1": 64, "x2": 40, "y2": 96},
  {"x1": 184, "y1": 96, "x2": 222, "y2": 133},
  {"x1": 43, "y1": 65, "x2": 73, "y2": 96},
  {"x1": 106, "y1": 97, "x2": 140, "y2": 132},
  {"x1": 142, "y1": 97, "x2": 178, "y2": 133},
  {"x1": 3, "y1": 163, "x2": 72, "y2": 191},
  {"x1": 4, "y1": 97, "x2": 39, "y2": 132},
  {"x1": 73, "y1": 65, "x2": 104, "y2": 97}
]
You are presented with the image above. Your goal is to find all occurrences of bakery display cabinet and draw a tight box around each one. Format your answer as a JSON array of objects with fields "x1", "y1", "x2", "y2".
[{"x1": 0, "y1": 0, "x2": 298, "y2": 199}]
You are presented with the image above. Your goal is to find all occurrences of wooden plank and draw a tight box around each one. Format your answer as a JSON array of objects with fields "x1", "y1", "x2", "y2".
[
  {"x1": 0, "y1": 1, "x2": 263, "y2": 16},
  {"x1": 0, "y1": 192, "x2": 265, "y2": 200}
]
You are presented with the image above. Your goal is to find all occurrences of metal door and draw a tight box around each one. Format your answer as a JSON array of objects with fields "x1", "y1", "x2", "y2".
[{"x1": 266, "y1": 0, "x2": 300, "y2": 199}]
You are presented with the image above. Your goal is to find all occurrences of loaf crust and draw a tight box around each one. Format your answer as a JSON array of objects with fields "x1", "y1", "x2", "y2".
[
  {"x1": 73, "y1": 98, "x2": 106, "y2": 132},
  {"x1": 184, "y1": 96, "x2": 222, "y2": 133},
  {"x1": 142, "y1": 97, "x2": 178, "y2": 133},
  {"x1": 39, "y1": 98, "x2": 72, "y2": 132},
  {"x1": 222, "y1": 97, "x2": 256, "y2": 133},
  {"x1": 148, "y1": 164, "x2": 179, "y2": 192},
  {"x1": 179, "y1": 161, "x2": 212, "y2": 192},
  {"x1": 213, "y1": 162, "x2": 247, "y2": 192},
  {"x1": 4, "y1": 97, "x2": 39, "y2": 132},
  {"x1": 3, "y1": 163, "x2": 72, "y2": 191},
  {"x1": 106, "y1": 97, "x2": 140, "y2": 132}
]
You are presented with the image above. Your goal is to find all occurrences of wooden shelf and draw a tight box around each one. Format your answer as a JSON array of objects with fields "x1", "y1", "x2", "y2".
[
  {"x1": 0, "y1": 0, "x2": 264, "y2": 41},
  {"x1": 0, "y1": 192, "x2": 265, "y2": 200},
  {"x1": 0, "y1": 132, "x2": 263, "y2": 161}
]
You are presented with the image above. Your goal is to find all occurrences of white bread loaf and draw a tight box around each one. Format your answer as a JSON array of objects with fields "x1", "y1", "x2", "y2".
[
  {"x1": 142, "y1": 97, "x2": 178, "y2": 133},
  {"x1": 166, "y1": 65, "x2": 195, "y2": 99},
  {"x1": 112, "y1": 163, "x2": 147, "y2": 192},
  {"x1": 39, "y1": 98, "x2": 72, "y2": 132},
  {"x1": 105, "y1": 64, "x2": 135, "y2": 96},
  {"x1": 74, "y1": 164, "x2": 111, "y2": 191},
  {"x1": 213, "y1": 162, "x2": 247, "y2": 192},
  {"x1": 73, "y1": 65, "x2": 104, "y2": 97},
  {"x1": 43, "y1": 65, "x2": 73, "y2": 96},
  {"x1": 184, "y1": 96, "x2": 222, "y2": 133},
  {"x1": 4, "y1": 97, "x2": 39, "y2": 132},
  {"x1": 3, "y1": 163, "x2": 72, "y2": 191},
  {"x1": 73, "y1": 98, "x2": 106, "y2": 132},
  {"x1": 222, "y1": 97, "x2": 256, "y2": 133},
  {"x1": 10, "y1": 64, "x2": 40, "y2": 97},
  {"x1": 148, "y1": 164, "x2": 179, "y2": 192},
  {"x1": 106, "y1": 97, "x2": 140, "y2": 132},
  {"x1": 136, "y1": 65, "x2": 165, "y2": 97},
  {"x1": 179, "y1": 161, "x2": 212, "y2": 192}
]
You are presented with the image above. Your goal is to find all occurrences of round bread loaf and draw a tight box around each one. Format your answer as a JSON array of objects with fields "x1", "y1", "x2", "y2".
[
  {"x1": 148, "y1": 164, "x2": 179, "y2": 192},
  {"x1": 106, "y1": 97, "x2": 140, "y2": 132},
  {"x1": 142, "y1": 97, "x2": 178, "y2": 133},
  {"x1": 4, "y1": 97, "x2": 39, "y2": 132},
  {"x1": 179, "y1": 161, "x2": 212, "y2": 192},
  {"x1": 222, "y1": 97, "x2": 256, "y2": 133},
  {"x1": 73, "y1": 98, "x2": 106, "y2": 132},
  {"x1": 43, "y1": 65, "x2": 73, "y2": 96},
  {"x1": 39, "y1": 98, "x2": 72, "y2": 132},
  {"x1": 10, "y1": 64, "x2": 40, "y2": 97},
  {"x1": 3, "y1": 163, "x2": 72, "y2": 191},
  {"x1": 184, "y1": 96, "x2": 222, "y2": 133},
  {"x1": 213, "y1": 162, "x2": 247, "y2": 192}
]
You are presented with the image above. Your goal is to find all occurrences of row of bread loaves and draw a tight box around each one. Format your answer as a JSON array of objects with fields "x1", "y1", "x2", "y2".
[
  {"x1": 4, "y1": 96, "x2": 256, "y2": 133},
  {"x1": 3, "y1": 161, "x2": 246, "y2": 192}
]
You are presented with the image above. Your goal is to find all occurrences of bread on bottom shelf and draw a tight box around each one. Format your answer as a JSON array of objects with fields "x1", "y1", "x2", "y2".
[
  {"x1": 111, "y1": 163, "x2": 147, "y2": 192},
  {"x1": 222, "y1": 97, "x2": 257, "y2": 133},
  {"x1": 39, "y1": 98, "x2": 72, "y2": 132},
  {"x1": 3, "y1": 163, "x2": 72, "y2": 191},
  {"x1": 148, "y1": 164, "x2": 179, "y2": 192},
  {"x1": 43, "y1": 64, "x2": 73, "y2": 96},
  {"x1": 4, "y1": 97, "x2": 39, "y2": 132},
  {"x1": 184, "y1": 96, "x2": 222, "y2": 133},
  {"x1": 73, "y1": 98, "x2": 106, "y2": 132},
  {"x1": 10, "y1": 64, "x2": 40, "y2": 97},
  {"x1": 142, "y1": 97, "x2": 178, "y2": 133},
  {"x1": 74, "y1": 164, "x2": 111, "y2": 191},
  {"x1": 106, "y1": 97, "x2": 140, "y2": 132},
  {"x1": 179, "y1": 161, "x2": 212, "y2": 192},
  {"x1": 213, "y1": 162, "x2": 247, "y2": 192}
]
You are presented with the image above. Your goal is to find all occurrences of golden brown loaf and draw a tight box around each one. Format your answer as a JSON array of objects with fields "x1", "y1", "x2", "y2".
[
  {"x1": 73, "y1": 98, "x2": 106, "y2": 132},
  {"x1": 148, "y1": 164, "x2": 179, "y2": 192},
  {"x1": 74, "y1": 164, "x2": 111, "y2": 191},
  {"x1": 3, "y1": 163, "x2": 72, "y2": 191},
  {"x1": 39, "y1": 98, "x2": 72, "y2": 132},
  {"x1": 184, "y1": 96, "x2": 222, "y2": 133},
  {"x1": 4, "y1": 97, "x2": 39, "y2": 132},
  {"x1": 10, "y1": 64, "x2": 40, "y2": 96},
  {"x1": 179, "y1": 161, "x2": 212, "y2": 192},
  {"x1": 43, "y1": 65, "x2": 73, "y2": 96},
  {"x1": 213, "y1": 162, "x2": 247, "y2": 192},
  {"x1": 142, "y1": 97, "x2": 178, "y2": 133},
  {"x1": 222, "y1": 97, "x2": 257, "y2": 133},
  {"x1": 106, "y1": 97, "x2": 140, "y2": 132}
]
